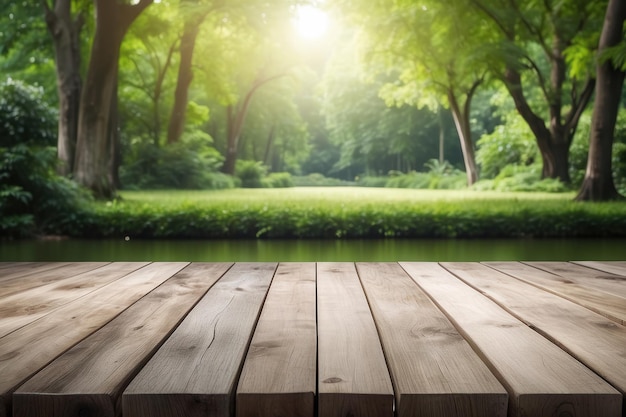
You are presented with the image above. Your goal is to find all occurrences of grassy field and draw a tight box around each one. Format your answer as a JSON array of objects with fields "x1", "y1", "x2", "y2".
[
  {"x1": 118, "y1": 187, "x2": 575, "y2": 206},
  {"x1": 50, "y1": 187, "x2": 622, "y2": 239}
]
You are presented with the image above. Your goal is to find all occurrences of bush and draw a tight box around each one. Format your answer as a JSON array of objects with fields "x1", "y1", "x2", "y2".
[
  {"x1": 0, "y1": 78, "x2": 90, "y2": 237},
  {"x1": 476, "y1": 113, "x2": 537, "y2": 178},
  {"x1": 236, "y1": 160, "x2": 267, "y2": 188},
  {"x1": 293, "y1": 173, "x2": 353, "y2": 186},
  {"x1": 262, "y1": 172, "x2": 294, "y2": 188},
  {"x1": 473, "y1": 165, "x2": 568, "y2": 192},
  {"x1": 120, "y1": 131, "x2": 225, "y2": 189}
]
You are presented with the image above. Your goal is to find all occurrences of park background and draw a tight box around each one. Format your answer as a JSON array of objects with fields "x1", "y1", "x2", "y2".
[{"x1": 1, "y1": 0, "x2": 626, "y2": 261}]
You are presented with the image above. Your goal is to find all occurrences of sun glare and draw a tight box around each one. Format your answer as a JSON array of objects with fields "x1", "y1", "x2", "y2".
[{"x1": 294, "y1": 5, "x2": 330, "y2": 40}]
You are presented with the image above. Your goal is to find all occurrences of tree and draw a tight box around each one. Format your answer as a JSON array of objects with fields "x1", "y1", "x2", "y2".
[
  {"x1": 73, "y1": 0, "x2": 153, "y2": 198},
  {"x1": 576, "y1": 0, "x2": 626, "y2": 201},
  {"x1": 333, "y1": 0, "x2": 490, "y2": 185},
  {"x1": 470, "y1": 0, "x2": 604, "y2": 183},
  {"x1": 167, "y1": 0, "x2": 216, "y2": 145},
  {"x1": 41, "y1": 0, "x2": 87, "y2": 176},
  {"x1": 119, "y1": 5, "x2": 179, "y2": 146},
  {"x1": 322, "y1": 43, "x2": 462, "y2": 178}
]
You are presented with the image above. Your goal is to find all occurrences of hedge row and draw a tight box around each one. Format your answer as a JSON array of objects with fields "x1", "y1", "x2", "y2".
[{"x1": 60, "y1": 199, "x2": 626, "y2": 239}]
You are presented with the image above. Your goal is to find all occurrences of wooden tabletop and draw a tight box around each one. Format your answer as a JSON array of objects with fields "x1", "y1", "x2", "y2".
[{"x1": 1, "y1": 261, "x2": 625, "y2": 417}]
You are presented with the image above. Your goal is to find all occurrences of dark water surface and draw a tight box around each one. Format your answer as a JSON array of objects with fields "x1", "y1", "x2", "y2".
[{"x1": 2, "y1": 238, "x2": 625, "y2": 262}]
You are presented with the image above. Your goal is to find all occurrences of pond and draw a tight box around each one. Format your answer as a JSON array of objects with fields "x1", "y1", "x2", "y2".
[{"x1": 2, "y1": 237, "x2": 626, "y2": 262}]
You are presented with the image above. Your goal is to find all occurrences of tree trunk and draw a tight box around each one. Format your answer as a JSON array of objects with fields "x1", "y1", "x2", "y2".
[
  {"x1": 167, "y1": 10, "x2": 203, "y2": 145},
  {"x1": 43, "y1": 0, "x2": 83, "y2": 176},
  {"x1": 222, "y1": 103, "x2": 250, "y2": 176},
  {"x1": 73, "y1": 0, "x2": 152, "y2": 198},
  {"x1": 576, "y1": 0, "x2": 626, "y2": 201},
  {"x1": 221, "y1": 74, "x2": 287, "y2": 175},
  {"x1": 447, "y1": 90, "x2": 478, "y2": 186}
]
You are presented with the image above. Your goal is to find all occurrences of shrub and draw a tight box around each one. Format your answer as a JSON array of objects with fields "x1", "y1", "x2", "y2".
[
  {"x1": 0, "y1": 78, "x2": 90, "y2": 237},
  {"x1": 476, "y1": 113, "x2": 537, "y2": 178},
  {"x1": 236, "y1": 160, "x2": 267, "y2": 188},
  {"x1": 293, "y1": 173, "x2": 353, "y2": 186},
  {"x1": 356, "y1": 176, "x2": 388, "y2": 187},
  {"x1": 473, "y1": 165, "x2": 568, "y2": 192},
  {"x1": 120, "y1": 131, "x2": 225, "y2": 189},
  {"x1": 262, "y1": 172, "x2": 294, "y2": 188}
]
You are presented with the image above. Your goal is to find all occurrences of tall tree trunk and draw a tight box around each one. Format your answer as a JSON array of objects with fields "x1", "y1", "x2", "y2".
[
  {"x1": 73, "y1": 0, "x2": 152, "y2": 198},
  {"x1": 576, "y1": 0, "x2": 626, "y2": 201},
  {"x1": 221, "y1": 74, "x2": 287, "y2": 175},
  {"x1": 42, "y1": 0, "x2": 83, "y2": 176},
  {"x1": 447, "y1": 84, "x2": 480, "y2": 186},
  {"x1": 167, "y1": 1, "x2": 210, "y2": 145}
]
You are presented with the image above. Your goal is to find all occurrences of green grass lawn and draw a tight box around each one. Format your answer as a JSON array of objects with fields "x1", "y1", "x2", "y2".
[
  {"x1": 118, "y1": 187, "x2": 575, "y2": 207},
  {"x1": 55, "y1": 187, "x2": 621, "y2": 239}
]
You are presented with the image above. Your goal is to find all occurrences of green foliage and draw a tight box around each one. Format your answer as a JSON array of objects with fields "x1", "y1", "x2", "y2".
[
  {"x1": 262, "y1": 172, "x2": 294, "y2": 188},
  {"x1": 0, "y1": 78, "x2": 57, "y2": 147},
  {"x1": 476, "y1": 112, "x2": 537, "y2": 178},
  {"x1": 473, "y1": 165, "x2": 568, "y2": 192},
  {"x1": 235, "y1": 160, "x2": 268, "y2": 188},
  {"x1": 120, "y1": 131, "x2": 227, "y2": 189},
  {"x1": 66, "y1": 188, "x2": 626, "y2": 239},
  {"x1": 292, "y1": 173, "x2": 354, "y2": 186},
  {"x1": 0, "y1": 79, "x2": 91, "y2": 237},
  {"x1": 357, "y1": 160, "x2": 467, "y2": 190}
]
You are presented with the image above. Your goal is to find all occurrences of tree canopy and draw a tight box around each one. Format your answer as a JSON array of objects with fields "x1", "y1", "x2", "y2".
[{"x1": 1, "y1": 0, "x2": 624, "y2": 200}]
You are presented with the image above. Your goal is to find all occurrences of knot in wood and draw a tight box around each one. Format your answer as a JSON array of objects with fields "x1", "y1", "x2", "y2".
[{"x1": 323, "y1": 377, "x2": 343, "y2": 384}]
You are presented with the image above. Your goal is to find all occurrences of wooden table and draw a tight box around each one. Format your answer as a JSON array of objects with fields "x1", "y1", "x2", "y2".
[{"x1": 1, "y1": 261, "x2": 625, "y2": 417}]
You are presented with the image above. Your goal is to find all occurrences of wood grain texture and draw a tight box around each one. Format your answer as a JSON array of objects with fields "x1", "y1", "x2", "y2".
[
  {"x1": 13, "y1": 263, "x2": 232, "y2": 417},
  {"x1": 486, "y1": 261, "x2": 626, "y2": 325},
  {"x1": 122, "y1": 262, "x2": 277, "y2": 417},
  {"x1": 401, "y1": 262, "x2": 621, "y2": 417},
  {"x1": 317, "y1": 262, "x2": 394, "y2": 417},
  {"x1": 573, "y1": 261, "x2": 626, "y2": 277},
  {"x1": 355, "y1": 262, "x2": 508, "y2": 417},
  {"x1": 0, "y1": 262, "x2": 187, "y2": 417},
  {"x1": 0, "y1": 262, "x2": 69, "y2": 282},
  {"x1": 0, "y1": 262, "x2": 108, "y2": 300},
  {"x1": 442, "y1": 262, "x2": 626, "y2": 396},
  {"x1": 236, "y1": 262, "x2": 317, "y2": 417},
  {"x1": 525, "y1": 261, "x2": 626, "y2": 298},
  {"x1": 0, "y1": 262, "x2": 144, "y2": 338}
]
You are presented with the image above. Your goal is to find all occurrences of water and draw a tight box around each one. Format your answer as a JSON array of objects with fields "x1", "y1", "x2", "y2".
[{"x1": 1, "y1": 238, "x2": 625, "y2": 262}]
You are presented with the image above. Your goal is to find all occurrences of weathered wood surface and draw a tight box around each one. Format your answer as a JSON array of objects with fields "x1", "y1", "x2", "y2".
[
  {"x1": 443, "y1": 262, "x2": 626, "y2": 397},
  {"x1": 401, "y1": 262, "x2": 622, "y2": 417},
  {"x1": 356, "y1": 262, "x2": 508, "y2": 417},
  {"x1": 0, "y1": 261, "x2": 624, "y2": 417},
  {"x1": 317, "y1": 263, "x2": 394, "y2": 417},
  {"x1": 0, "y1": 262, "x2": 144, "y2": 338},
  {"x1": 236, "y1": 262, "x2": 317, "y2": 417},
  {"x1": 0, "y1": 262, "x2": 186, "y2": 417},
  {"x1": 487, "y1": 261, "x2": 626, "y2": 325},
  {"x1": 123, "y1": 263, "x2": 276, "y2": 417},
  {"x1": 13, "y1": 263, "x2": 232, "y2": 417}
]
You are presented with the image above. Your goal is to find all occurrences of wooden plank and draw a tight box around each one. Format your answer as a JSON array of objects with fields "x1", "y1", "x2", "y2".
[
  {"x1": 0, "y1": 262, "x2": 108, "y2": 299},
  {"x1": 401, "y1": 262, "x2": 622, "y2": 417},
  {"x1": 13, "y1": 263, "x2": 232, "y2": 417},
  {"x1": 317, "y1": 262, "x2": 394, "y2": 417},
  {"x1": 236, "y1": 262, "x2": 317, "y2": 417},
  {"x1": 525, "y1": 261, "x2": 626, "y2": 298},
  {"x1": 123, "y1": 262, "x2": 277, "y2": 417},
  {"x1": 0, "y1": 262, "x2": 187, "y2": 417},
  {"x1": 0, "y1": 262, "x2": 78, "y2": 285},
  {"x1": 355, "y1": 262, "x2": 508, "y2": 417},
  {"x1": 487, "y1": 261, "x2": 626, "y2": 325},
  {"x1": 573, "y1": 261, "x2": 626, "y2": 277},
  {"x1": 0, "y1": 262, "x2": 144, "y2": 338},
  {"x1": 443, "y1": 262, "x2": 626, "y2": 397}
]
